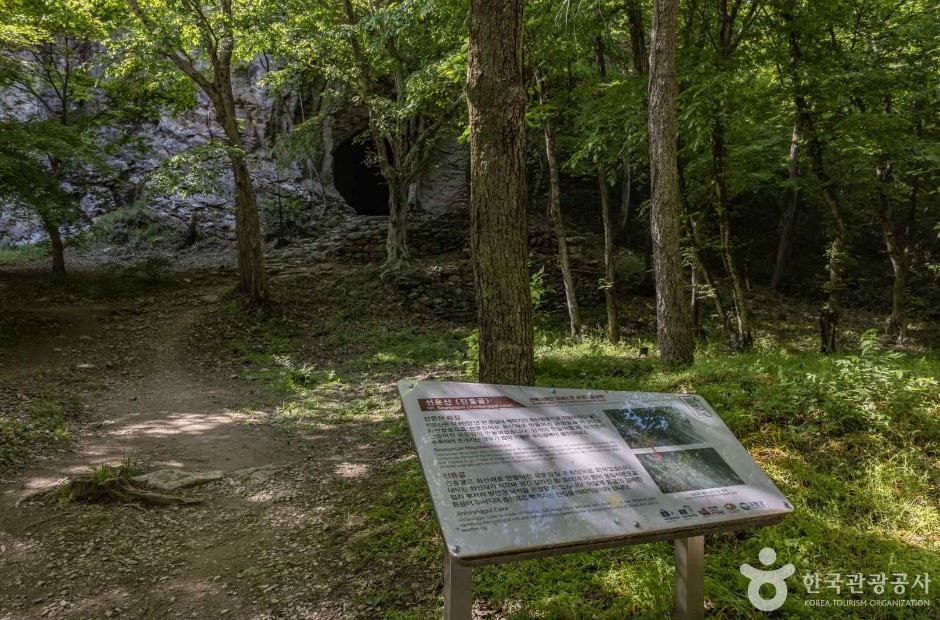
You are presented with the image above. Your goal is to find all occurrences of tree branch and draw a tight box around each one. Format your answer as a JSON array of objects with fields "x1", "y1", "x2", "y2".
[{"x1": 127, "y1": 0, "x2": 217, "y2": 96}]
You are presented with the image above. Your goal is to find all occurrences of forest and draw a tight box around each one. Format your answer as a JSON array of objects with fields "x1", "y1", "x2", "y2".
[{"x1": 0, "y1": 0, "x2": 938, "y2": 618}]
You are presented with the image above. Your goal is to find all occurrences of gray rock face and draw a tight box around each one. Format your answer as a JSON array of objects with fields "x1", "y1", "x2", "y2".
[
  {"x1": 1, "y1": 55, "x2": 469, "y2": 246},
  {"x1": 416, "y1": 133, "x2": 468, "y2": 213}
]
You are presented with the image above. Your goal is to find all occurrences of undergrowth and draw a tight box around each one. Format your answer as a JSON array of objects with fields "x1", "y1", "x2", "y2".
[{"x1": 199, "y1": 274, "x2": 939, "y2": 619}]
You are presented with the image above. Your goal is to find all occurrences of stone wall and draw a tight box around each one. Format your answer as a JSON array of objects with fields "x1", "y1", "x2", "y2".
[{"x1": 272, "y1": 208, "x2": 603, "y2": 320}]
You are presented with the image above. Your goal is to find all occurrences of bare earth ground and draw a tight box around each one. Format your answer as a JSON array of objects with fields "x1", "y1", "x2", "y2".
[{"x1": 0, "y1": 268, "x2": 436, "y2": 620}]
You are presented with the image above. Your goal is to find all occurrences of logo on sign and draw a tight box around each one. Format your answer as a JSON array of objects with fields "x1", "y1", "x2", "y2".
[{"x1": 740, "y1": 547, "x2": 795, "y2": 612}]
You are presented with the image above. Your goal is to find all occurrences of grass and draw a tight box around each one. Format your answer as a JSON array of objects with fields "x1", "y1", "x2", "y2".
[
  {"x1": 0, "y1": 396, "x2": 82, "y2": 467},
  {"x1": 197, "y1": 272, "x2": 939, "y2": 619},
  {"x1": 0, "y1": 242, "x2": 50, "y2": 265},
  {"x1": 80, "y1": 206, "x2": 174, "y2": 248}
]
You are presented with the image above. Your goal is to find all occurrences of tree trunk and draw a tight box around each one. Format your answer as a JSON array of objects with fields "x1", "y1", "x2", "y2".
[
  {"x1": 876, "y1": 165, "x2": 907, "y2": 343},
  {"x1": 180, "y1": 211, "x2": 198, "y2": 249},
  {"x1": 600, "y1": 169, "x2": 620, "y2": 343},
  {"x1": 217, "y1": 97, "x2": 269, "y2": 309},
  {"x1": 771, "y1": 121, "x2": 801, "y2": 290},
  {"x1": 627, "y1": 0, "x2": 649, "y2": 75},
  {"x1": 680, "y1": 165, "x2": 728, "y2": 334},
  {"x1": 539, "y1": 105, "x2": 581, "y2": 339},
  {"x1": 467, "y1": 0, "x2": 534, "y2": 385},
  {"x1": 718, "y1": 207, "x2": 752, "y2": 350},
  {"x1": 880, "y1": 213, "x2": 908, "y2": 344},
  {"x1": 230, "y1": 150, "x2": 269, "y2": 308},
  {"x1": 810, "y1": 136, "x2": 844, "y2": 354},
  {"x1": 800, "y1": 104, "x2": 843, "y2": 354},
  {"x1": 594, "y1": 36, "x2": 619, "y2": 343},
  {"x1": 781, "y1": 12, "x2": 842, "y2": 353},
  {"x1": 648, "y1": 0, "x2": 694, "y2": 368},
  {"x1": 385, "y1": 180, "x2": 411, "y2": 273},
  {"x1": 41, "y1": 214, "x2": 66, "y2": 277},
  {"x1": 620, "y1": 157, "x2": 632, "y2": 230},
  {"x1": 712, "y1": 112, "x2": 751, "y2": 351}
]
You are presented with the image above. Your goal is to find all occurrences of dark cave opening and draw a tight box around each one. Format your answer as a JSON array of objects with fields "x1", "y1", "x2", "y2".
[{"x1": 333, "y1": 134, "x2": 390, "y2": 216}]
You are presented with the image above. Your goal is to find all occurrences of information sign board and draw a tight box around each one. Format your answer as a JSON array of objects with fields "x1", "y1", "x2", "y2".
[{"x1": 398, "y1": 381, "x2": 792, "y2": 562}]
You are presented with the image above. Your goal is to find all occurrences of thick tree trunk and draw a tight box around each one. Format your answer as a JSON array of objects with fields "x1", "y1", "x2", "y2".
[
  {"x1": 540, "y1": 110, "x2": 581, "y2": 339},
  {"x1": 385, "y1": 181, "x2": 411, "y2": 273},
  {"x1": 41, "y1": 214, "x2": 66, "y2": 277},
  {"x1": 467, "y1": 0, "x2": 534, "y2": 385},
  {"x1": 771, "y1": 122, "x2": 801, "y2": 290},
  {"x1": 648, "y1": 0, "x2": 694, "y2": 368},
  {"x1": 599, "y1": 169, "x2": 620, "y2": 343},
  {"x1": 229, "y1": 150, "x2": 269, "y2": 308}
]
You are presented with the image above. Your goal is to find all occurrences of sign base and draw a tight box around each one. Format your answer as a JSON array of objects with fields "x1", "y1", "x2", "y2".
[{"x1": 443, "y1": 535, "x2": 706, "y2": 620}]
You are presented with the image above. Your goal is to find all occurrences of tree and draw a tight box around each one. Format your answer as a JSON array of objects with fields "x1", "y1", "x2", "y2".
[
  {"x1": 526, "y1": 1, "x2": 582, "y2": 340},
  {"x1": 467, "y1": 0, "x2": 534, "y2": 385},
  {"x1": 337, "y1": 0, "x2": 465, "y2": 274},
  {"x1": 0, "y1": 120, "x2": 99, "y2": 271},
  {"x1": 770, "y1": 120, "x2": 801, "y2": 291},
  {"x1": 705, "y1": 0, "x2": 760, "y2": 352},
  {"x1": 0, "y1": 0, "x2": 120, "y2": 275},
  {"x1": 125, "y1": 0, "x2": 269, "y2": 307},
  {"x1": 593, "y1": 34, "x2": 620, "y2": 345},
  {"x1": 648, "y1": 0, "x2": 694, "y2": 367},
  {"x1": 534, "y1": 71, "x2": 582, "y2": 340}
]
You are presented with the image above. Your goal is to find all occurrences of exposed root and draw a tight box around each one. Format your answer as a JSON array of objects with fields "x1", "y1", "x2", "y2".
[{"x1": 16, "y1": 476, "x2": 203, "y2": 507}]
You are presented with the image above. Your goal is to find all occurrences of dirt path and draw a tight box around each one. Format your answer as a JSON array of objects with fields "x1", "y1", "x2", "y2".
[
  {"x1": 0, "y1": 293, "x2": 327, "y2": 619},
  {"x1": 5, "y1": 302, "x2": 291, "y2": 491}
]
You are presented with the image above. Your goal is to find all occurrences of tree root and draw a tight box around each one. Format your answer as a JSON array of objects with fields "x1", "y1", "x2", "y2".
[{"x1": 16, "y1": 476, "x2": 203, "y2": 507}]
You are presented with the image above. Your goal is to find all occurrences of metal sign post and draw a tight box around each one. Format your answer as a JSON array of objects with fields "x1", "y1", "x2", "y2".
[{"x1": 398, "y1": 381, "x2": 792, "y2": 620}]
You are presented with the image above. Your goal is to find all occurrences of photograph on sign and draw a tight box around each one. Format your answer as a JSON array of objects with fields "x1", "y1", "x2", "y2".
[
  {"x1": 635, "y1": 447, "x2": 745, "y2": 494},
  {"x1": 604, "y1": 405, "x2": 705, "y2": 448},
  {"x1": 398, "y1": 381, "x2": 792, "y2": 560}
]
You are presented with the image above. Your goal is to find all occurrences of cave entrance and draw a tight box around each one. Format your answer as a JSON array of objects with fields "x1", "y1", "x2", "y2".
[{"x1": 333, "y1": 133, "x2": 390, "y2": 216}]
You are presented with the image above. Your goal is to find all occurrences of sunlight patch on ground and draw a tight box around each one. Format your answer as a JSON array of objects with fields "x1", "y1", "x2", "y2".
[
  {"x1": 112, "y1": 413, "x2": 232, "y2": 437},
  {"x1": 334, "y1": 462, "x2": 370, "y2": 478}
]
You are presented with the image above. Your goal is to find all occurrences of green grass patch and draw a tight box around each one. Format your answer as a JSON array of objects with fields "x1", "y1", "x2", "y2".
[{"x1": 0, "y1": 241, "x2": 50, "y2": 264}]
